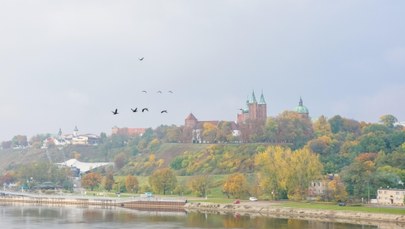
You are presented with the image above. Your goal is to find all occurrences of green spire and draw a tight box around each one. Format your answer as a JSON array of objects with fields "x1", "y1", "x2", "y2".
[
  {"x1": 250, "y1": 90, "x2": 257, "y2": 103},
  {"x1": 259, "y1": 91, "x2": 266, "y2": 104}
]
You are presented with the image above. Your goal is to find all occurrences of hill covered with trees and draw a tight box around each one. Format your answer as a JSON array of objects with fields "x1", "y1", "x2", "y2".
[{"x1": 1, "y1": 113, "x2": 404, "y2": 202}]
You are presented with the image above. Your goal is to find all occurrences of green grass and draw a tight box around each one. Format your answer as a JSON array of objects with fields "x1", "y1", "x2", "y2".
[{"x1": 279, "y1": 201, "x2": 405, "y2": 215}]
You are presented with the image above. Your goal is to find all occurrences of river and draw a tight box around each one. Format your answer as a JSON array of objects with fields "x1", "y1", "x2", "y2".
[{"x1": 0, "y1": 204, "x2": 377, "y2": 229}]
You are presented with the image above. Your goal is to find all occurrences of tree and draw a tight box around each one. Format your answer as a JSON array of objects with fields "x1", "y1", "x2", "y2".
[
  {"x1": 149, "y1": 168, "x2": 177, "y2": 195},
  {"x1": 125, "y1": 175, "x2": 139, "y2": 193},
  {"x1": 202, "y1": 122, "x2": 218, "y2": 143},
  {"x1": 326, "y1": 176, "x2": 348, "y2": 202},
  {"x1": 102, "y1": 173, "x2": 115, "y2": 191},
  {"x1": 313, "y1": 115, "x2": 332, "y2": 137},
  {"x1": 12, "y1": 135, "x2": 28, "y2": 148},
  {"x1": 255, "y1": 146, "x2": 291, "y2": 200},
  {"x1": 114, "y1": 152, "x2": 128, "y2": 170},
  {"x1": 222, "y1": 173, "x2": 248, "y2": 198},
  {"x1": 267, "y1": 111, "x2": 314, "y2": 149},
  {"x1": 189, "y1": 175, "x2": 211, "y2": 197},
  {"x1": 341, "y1": 153, "x2": 377, "y2": 199},
  {"x1": 81, "y1": 172, "x2": 102, "y2": 191},
  {"x1": 287, "y1": 148, "x2": 323, "y2": 200},
  {"x1": 380, "y1": 114, "x2": 398, "y2": 128}
]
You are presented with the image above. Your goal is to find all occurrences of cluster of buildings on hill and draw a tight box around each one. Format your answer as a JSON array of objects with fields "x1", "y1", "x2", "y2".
[
  {"x1": 184, "y1": 90, "x2": 310, "y2": 143},
  {"x1": 43, "y1": 91, "x2": 309, "y2": 147},
  {"x1": 42, "y1": 126, "x2": 100, "y2": 149}
]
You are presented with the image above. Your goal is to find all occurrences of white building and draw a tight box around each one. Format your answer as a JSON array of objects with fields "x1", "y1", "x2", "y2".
[{"x1": 377, "y1": 189, "x2": 405, "y2": 205}]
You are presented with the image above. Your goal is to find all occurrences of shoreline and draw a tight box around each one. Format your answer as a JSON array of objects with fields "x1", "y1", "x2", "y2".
[
  {"x1": 2, "y1": 192, "x2": 405, "y2": 228},
  {"x1": 184, "y1": 202, "x2": 405, "y2": 228}
]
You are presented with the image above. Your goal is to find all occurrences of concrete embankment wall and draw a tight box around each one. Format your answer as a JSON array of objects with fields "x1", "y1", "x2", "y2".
[
  {"x1": 0, "y1": 195, "x2": 117, "y2": 207},
  {"x1": 185, "y1": 202, "x2": 405, "y2": 229},
  {"x1": 0, "y1": 195, "x2": 186, "y2": 210}
]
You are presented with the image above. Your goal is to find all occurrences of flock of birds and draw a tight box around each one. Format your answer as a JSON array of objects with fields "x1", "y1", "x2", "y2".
[{"x1": 111, "y1": 57, "x2": 172, "y2": 116}]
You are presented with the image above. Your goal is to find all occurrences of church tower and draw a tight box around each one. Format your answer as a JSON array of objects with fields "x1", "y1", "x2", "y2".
[
  {"x1": 294, "y1": 97, "x2": 309, "y2": 118},
  {"x1": 237, "y1": 90, "x2": 267, "y2": 124}
]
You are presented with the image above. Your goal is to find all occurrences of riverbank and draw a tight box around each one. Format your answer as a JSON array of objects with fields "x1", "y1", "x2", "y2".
[{"x1": 184, "y1": 201, "x2": 405, "y2": 229}]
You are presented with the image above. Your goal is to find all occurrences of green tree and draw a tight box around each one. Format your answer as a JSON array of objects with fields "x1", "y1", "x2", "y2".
[
  {"x1": 380, "y1": 114, "x2": 398, "y2": 128},
  {"x1": 341, "y1": 153, "x2": 377, "y2": 199},
  {"x1": 149, "y1": 168, "x2": 177, "y2": 195}
]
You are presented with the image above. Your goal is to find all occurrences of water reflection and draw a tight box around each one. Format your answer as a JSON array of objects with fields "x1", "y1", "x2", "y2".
[{"x1": 0, "y1": 204, "x2": 378, "y2": 229}]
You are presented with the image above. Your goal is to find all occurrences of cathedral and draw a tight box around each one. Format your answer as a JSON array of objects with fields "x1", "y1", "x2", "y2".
[{"x1": 237, "y1": 91, "x2": 267, "y2": 124}]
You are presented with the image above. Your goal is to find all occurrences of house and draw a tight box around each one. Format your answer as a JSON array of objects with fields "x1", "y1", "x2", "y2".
[
  {"x1": 377, "y1": 189, "x2": 405, "y2": 205},
  {"x1": 42, "y1": 127, "x2": 100, "y2": 148}
]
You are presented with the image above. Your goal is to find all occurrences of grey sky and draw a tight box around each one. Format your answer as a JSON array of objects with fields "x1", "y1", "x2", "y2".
[{"x1": 1, "y1": 0, "x2": 404, "y2": 141}]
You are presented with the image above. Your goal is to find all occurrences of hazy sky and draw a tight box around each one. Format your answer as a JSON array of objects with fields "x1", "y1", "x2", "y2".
[{"x1": 1, "y1": 0, "x2": 404, "y2": 141}]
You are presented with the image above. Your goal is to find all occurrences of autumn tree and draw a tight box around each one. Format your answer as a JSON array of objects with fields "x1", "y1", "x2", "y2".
[
  {"x1": 326, "y1": 176, "x2": 348, "y2": 202},
  {"x1": 222, "y1": 173, "x2": 249, "y2": 198},
  {"x1": 125, "y1": 175, "x2": 139, "y2": 193},
  {"x1": 313, "y1": 115, "x2": 332, "y2": 137},
  {"x1": 287, "y1": 148, "x2": 323, "y2": 200},
  {"x1": 265, "y1": 111, "x2": 314, "y2": 149},
  {"x1": 255, "y1": 146, "x2": 291, "y2": 199},
  {"x1": 102, "y1": 173, "x2": 115, "y2": 191},
  {"x1": 202, "y1": 122, "x2": 218, "y2": 143},
  {"x1": 189, "y1": 175, "x2": 211, "y2": 197},
  {"x1": 149, "y1": 168, "x2": 177, "y2": 195},
  {"x1": 81, "y1": 172, "x2": 102, "y2": 191}
]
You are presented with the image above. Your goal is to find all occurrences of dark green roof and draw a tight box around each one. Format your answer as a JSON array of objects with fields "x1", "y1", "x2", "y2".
[
  {"x1": 249, "y1": 91, "x2": 257, "y2": 103},
  {"x1": 294, "y1": 97, "x2": 309, "y2": 114},
  {"x1": 259, "y1": 92, "x2": 266, "y2": 105}
]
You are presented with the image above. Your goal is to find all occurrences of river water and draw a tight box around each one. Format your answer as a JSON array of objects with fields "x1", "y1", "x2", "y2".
[{"x1": 0, "y1": 204, "x2": 377, "y2": 229}]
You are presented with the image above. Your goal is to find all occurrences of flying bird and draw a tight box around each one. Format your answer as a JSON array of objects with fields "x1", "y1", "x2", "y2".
[
  {"x1": 157, "y1": 90, "x2": 162, "y2": 93},
  {"x1": 161, "y1": 110, "x2": 168, "y2": 113},
  {"x1": 142, "y1": 108, "x2": 149, "y2": 112},
  {"x1": 112, "y1": 109, "x2": 119, "y2": 115},
  {"x1": 131, "y1": 108, "x2": 138, "y2": 112},
  {"x1": 139, "y1": 57, "x2": 144, "y2": 61},
  {"x1": 168, "y1": 90, "x2": 173, "y2": 93},
  {"x1": 141, "y1": 90, "x2": 147, "y2": 93}
]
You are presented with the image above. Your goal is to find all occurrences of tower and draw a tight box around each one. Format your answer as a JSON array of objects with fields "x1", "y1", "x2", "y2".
[
  {"x1": 237, "y1": 90, "x2": 267, "y2": 124},
  {"x1": 294, "y1": 97, "x2": 309, "y2": 118},
  {"x1": 73, "y1": 126, "x2": 79, "y2": 137}
]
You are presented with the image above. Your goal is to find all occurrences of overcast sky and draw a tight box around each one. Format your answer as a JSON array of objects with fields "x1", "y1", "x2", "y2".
[{"x1": 1, "y1": 0, "x2": 404, "y2": 141}]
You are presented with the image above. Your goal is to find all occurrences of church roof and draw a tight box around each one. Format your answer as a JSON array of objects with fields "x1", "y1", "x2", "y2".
[
  {"x1": 259, "y1": 91, "x2": 266, "y2": 105},
  {"x1": 294, "y1": 97, "x2": 309, "y2": 114},
  {"x1": 185, "y1": 113, "x2": 198, "y2": 121},
  {"x1": 249, "y1": 91, "x2": 257, "y2": 104}
]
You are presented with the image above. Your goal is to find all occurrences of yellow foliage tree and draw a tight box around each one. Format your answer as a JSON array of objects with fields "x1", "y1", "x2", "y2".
[
  {"x1": 255, "y1": 146, "x2": 291, "y2": 199},
  {"x1": 287, "y1": 148, "x2": 323, "y2": 200},
  {"x1": 326, "y1": 176, "x2": 348, "y2": 202},
  {"x1": 222, "y1": 173, "x2": 248, "y2": 198}
]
